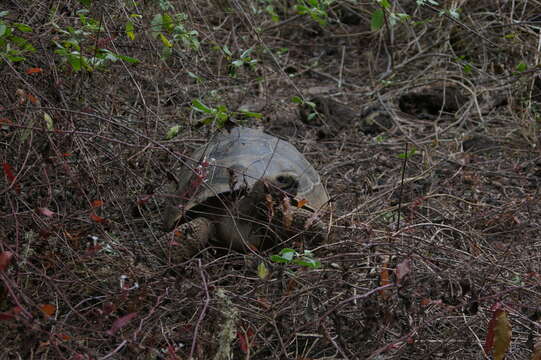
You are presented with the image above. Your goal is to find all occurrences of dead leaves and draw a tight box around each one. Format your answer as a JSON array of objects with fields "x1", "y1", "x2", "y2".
[{"x1": 484, "y1": 303, "x2": 511, "y2": 360}]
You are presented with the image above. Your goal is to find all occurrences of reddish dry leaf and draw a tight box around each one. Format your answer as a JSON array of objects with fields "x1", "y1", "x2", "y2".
[
  {"x1": 0, "y1": 251, "x2": 14, "y2": 271},
  {"x1": 484, "y1": 303, "x2": 512, "y2": 360},
  {"x1": 237, "y1": 327, "x2": 255, "y2": 353},
  {"x1": 0, "y1": 306, "x2": 22, "y2": 321},
  {"x1": 395, "y1": 258, "x2": 412, "y2": 285},
  {"x1": 26, "y1": 67, "x2": 43, "y2": 75},
  {"x1": 56, "y1": 333, "x2": 70, "y2": 341},
  {"x1": 2, "y1": 163, "x2": 20, "y2": 193},
  {"x1": 26, "y1": 93, "x2": 39, "y2": 104},
  {"x1": 91, "y1": 200, "x2": 104, "y2": 208},
  {"x1": 84, "y1": 244, "x2": 102, "y2": 257},
  {"x1": 0, "y1": 118, "x2": 13, "y2": 125},
  {"x1": 40, "y1": 304, "x2": 56, "y2": 317},
  {"x1": 296, "y1": 199, "x2": 308, "y2": 208},
  {"x1": 90, "y1": 213, "x2": 105, "y2": 223},
  {"x1": 379, "y1": 262, "x2": 391, "y2": 300},
  {"x1": 106, "y1": 312, "x2": 138, "y2": 336},
  {"x1": 0, "y1": 312, "x2": 15, "y2": 321},
  {"x1": 38, "y1": 207, "x2": 55, "y2": 217},
  {"x1": 532, "y1": 337, "x2": 541, "y2": 360}
]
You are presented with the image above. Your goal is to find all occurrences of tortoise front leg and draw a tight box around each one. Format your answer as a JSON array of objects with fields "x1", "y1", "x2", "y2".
[
  {"x1": 161, "y1": 217, "x2": 213, "y2": 262},
  {"x1": 287, "y1": 207, "x2": 328, "y2": 242}
]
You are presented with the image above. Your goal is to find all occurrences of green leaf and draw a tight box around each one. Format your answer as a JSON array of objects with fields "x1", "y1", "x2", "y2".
[
  {"x1": 68, "y1": 54, "x2": 83, "y2": 71},
  {"x1": 159, "y1": 33, "x2": 172, "y2": 47},
  {"x1": 78, "y1": 0, "x2": 92, "y2": 6},
  {"x1": 192, "y1": 99, "x2": 212, "y2": 114},
  {"x1": 516, "y1": 62, "x2": 527, "y2": 72},
  {"x1": 291, "y1": 96, "x2": 303, "y2": 104},
  {"x1": 257, "y1": 262, "x2": 269, "y2": 279},
  {"x1": 14, "y1": 23, "x2": 32, "y2": 32},
  {"x1": 150, "y1": 14, "x2": 163, "y2": 37},
  {"x1": 238, "y1": 110, "x2": 262, "y2": 118},
  {"x1": 0, "y1": 11, "x2": 9, "y2": 18},
  {"x1": 43, "y1": 112, "x2": 54, "y2": 130},
  {"x1": 278, "y1": 248, "x2": 297, "y2": 261},
  {"x1": 371, "y1": 9, "x2": 385, "y2": 31},
  {"x1": 397, "y1": 148, "x2": 417, "y2": 159},
  {"x1": 270, "y1": 255, "x2": 289, "y2": 263},
  {"x1": 379, "y1": 0, "x2": 391, "y2": 8},
  {"x1": 0, "y1": 24, "x2": 7, "y2": 37},
  {"x1": 222, "y1": 45, "x2": 232, "y2": 57},
  {"x1": 116, "y1": 54, "x2": 140, "y2": 63},
  {"x1": 8, "y1": 56, "x2": 25, "y2": 62},
  {"x1": 162, "y1": 13, "x2": 174, "y2": 33},
  {"x1": 165, "y1": 125, "x2": 180, "y2": 140},
  {"x1": 240, "y1": 47, "x2": 253, "y2": 59},
  {"x1": 187, "y1": 71, "x2": 203, "y2": 82},
  {"x1": 293, "y1": 258, "x2": 321, "y2": 268},
  {"x1": 296, "y1": 5, "x2": 309, "y2": 14},
  {"x1": 125, "y1": 21, "x2": 135, "y2": 40},
  {"x1": 231, "y1": 59, "x2": 244, "y2": 67}
]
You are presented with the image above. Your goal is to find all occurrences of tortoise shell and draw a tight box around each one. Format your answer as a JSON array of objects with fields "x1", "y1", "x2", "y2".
[{"x1": 165, "y1": 127, "x2": 329, "y2": 228}]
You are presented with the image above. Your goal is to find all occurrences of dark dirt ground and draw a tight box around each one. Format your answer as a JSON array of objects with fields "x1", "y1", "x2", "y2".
[{"x1": 1, "y1": 1, "x2": 541, "y2": 359}]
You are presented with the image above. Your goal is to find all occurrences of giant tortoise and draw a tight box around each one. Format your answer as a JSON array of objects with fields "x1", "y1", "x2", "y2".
[{"x1": 163, "y1": 127, "x2": 329, "y2": 259}]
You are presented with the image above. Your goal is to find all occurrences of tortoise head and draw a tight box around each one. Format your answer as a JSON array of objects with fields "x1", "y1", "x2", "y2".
[{"x1": 250, "y1": 172, "x2": 300, "y2": 202}]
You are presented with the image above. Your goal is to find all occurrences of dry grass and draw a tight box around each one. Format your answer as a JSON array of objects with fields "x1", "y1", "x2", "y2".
[{"x1": 1, "y1": 0, "x2": 541, "y2": 359}]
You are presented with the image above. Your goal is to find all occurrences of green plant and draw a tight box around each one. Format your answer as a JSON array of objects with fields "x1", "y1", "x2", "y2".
[
  {"x1": 150, "y1": 12, "x2": 200, "y2": 59},
  {"x1": 292, "y1": 96, "x2": 319, "y2": 121},
  {"x1": 219, "y1": 45, "x2": 259, "y2": 77},
  {"x1": 0, "y1": 11, "x2": 35, "y2": 63},
  {"x1": 295, "y1": 0, "x2": 333, "y2": 26},
  {"x1": 52, "y1": 9, "x2": 139, "y2": 71},
  {"x1": 191, "y1": 99, "x2": 262, "y2": 129},
  {"x1": 270, "y1": 248, "x2": 321, "y2": 269},
  {"x1": 371, "y1": 0, "x2": 410, "y2": 31}
]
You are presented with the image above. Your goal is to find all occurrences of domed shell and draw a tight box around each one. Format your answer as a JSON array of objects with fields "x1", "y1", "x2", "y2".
[{"x1": 174, "y1": 127, "x2": 328, "y2": 212}]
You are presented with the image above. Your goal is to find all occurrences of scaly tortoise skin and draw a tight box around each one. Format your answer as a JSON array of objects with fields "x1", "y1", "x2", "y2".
[{"x1": 162, "y1": 127, "x2": 329, "y2": 260}]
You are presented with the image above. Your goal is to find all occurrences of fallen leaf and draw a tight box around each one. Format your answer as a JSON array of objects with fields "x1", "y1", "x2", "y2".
[
  {"x1": 90, "y1": 213, "x2": 105, "y2": 223},
  {"x1": 237, "y1": 327, "x2": 255, "y2": 353},
  {"x1": 296, "y1": 199, "x2": 308, "y2": 208},
  {"x1": 532, "y1": 336, "x2": 541, "y2": 360},
  {"x1": 2, "y1": 163, "x2": 20, "y2": 193},
  {"x1": 26, "y1": 67, "x2": 43, "y2": 75},
  {"x1": 38, "y1": 208, "x2": 55, "y2": 217},
  {"x1": 0, "y1": 312, "x2": 15, "y2": 321},
  {"x1": 0, "y1": 251, "x2": 14, "y2": 271},
  {"x1": 379, "y1": 260, "x2": 391, "y2": 300},
  {"x1": 257, "y1": 262, "x2": 269, "y2": 279},
  {"x1": 484, "y1": 303, "x2": 512, "y2": 360},
  {"x1": 91, "y1": 200, "x2": 104, "y2": 208},
  {"x1": 26, "y1": 93, "x2": 39, "y2": 104},
  {"x1": 106, "y1": 312, "x2": 137, "y2": 335},
  {"x1": 40, "y1": 304, "x2": 56, "y2": 318}
]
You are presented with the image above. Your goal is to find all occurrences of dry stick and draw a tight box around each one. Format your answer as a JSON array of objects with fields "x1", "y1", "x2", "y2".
[
  {"x1": 338, "y1": 45, "x2": 346, "y2": 88},
  {"x1": 189, "y1": 259, "x2": 211, "y2": 359},
  {"x1": 321, "y1": 323, "x2": 350, "y2": 360},
  {"x1": 318, "y1": 283, "x2": 395, "y2": 324},
  {"x1": 396, "y1": 142, "x2": 408, "y2": 232}
]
